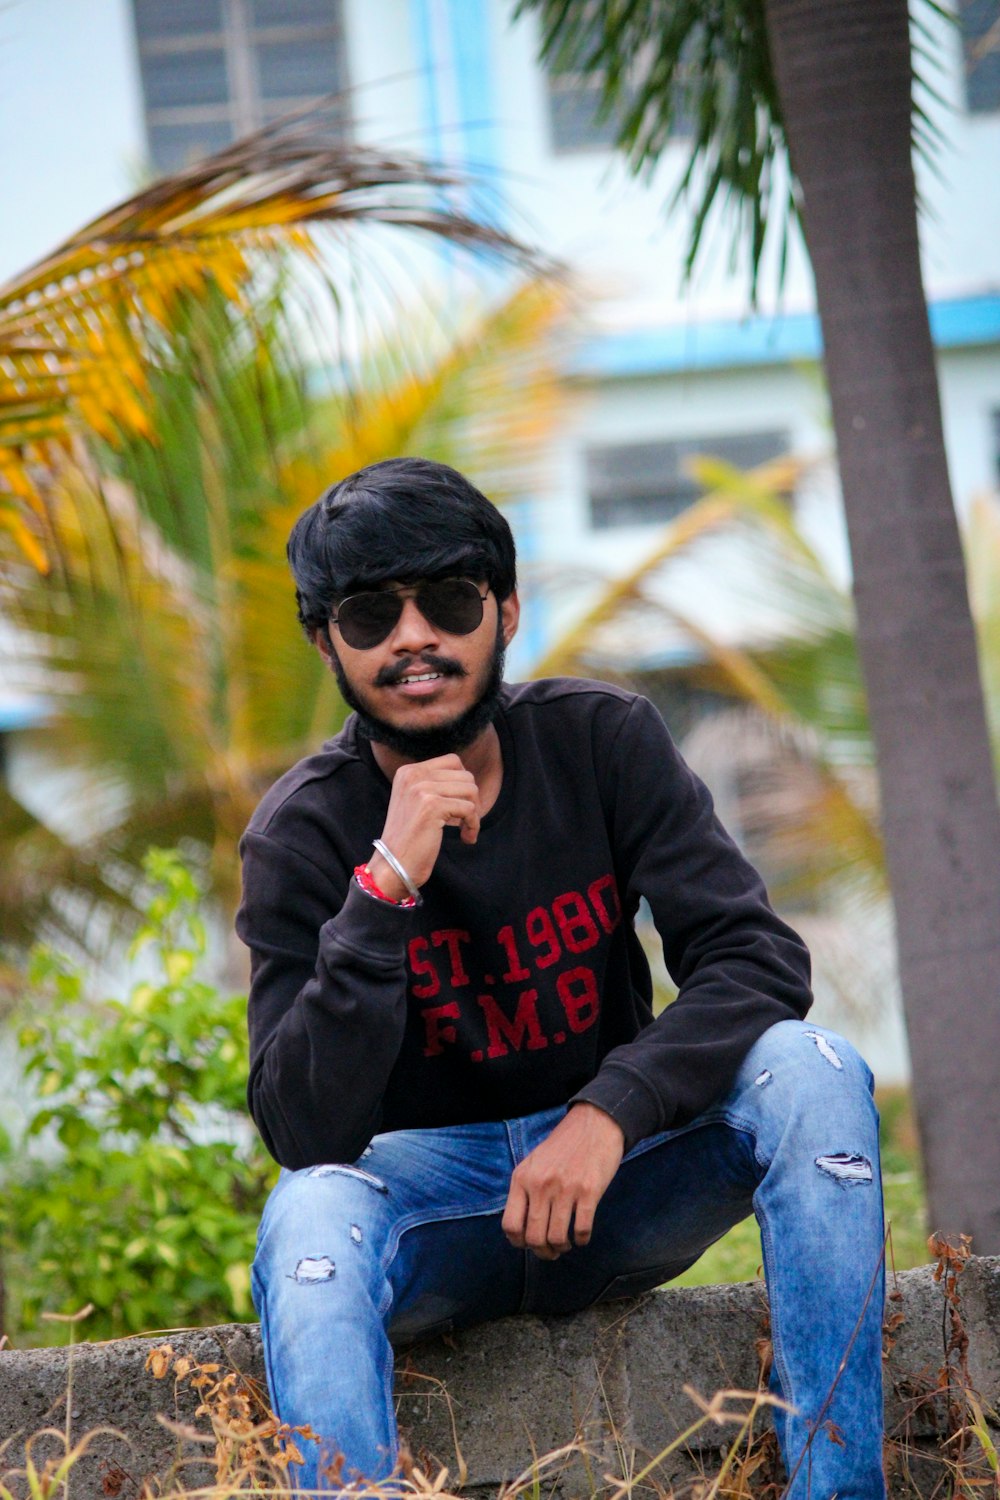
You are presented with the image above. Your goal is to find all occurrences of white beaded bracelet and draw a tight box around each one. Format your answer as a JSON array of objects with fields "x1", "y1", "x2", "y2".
[{"x1": 372, "y1": 838, "x2": 423, "y2": 905}]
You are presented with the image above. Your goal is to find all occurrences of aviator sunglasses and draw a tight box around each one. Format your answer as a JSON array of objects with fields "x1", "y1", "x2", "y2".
[{"x1": 331, "y1": 578, "x2": 490, "y2": 650}]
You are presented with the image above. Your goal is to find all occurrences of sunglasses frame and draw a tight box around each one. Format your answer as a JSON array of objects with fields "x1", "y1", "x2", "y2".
[{"x1": 331, "y1": 577, "x2": 490, "y2": 650}]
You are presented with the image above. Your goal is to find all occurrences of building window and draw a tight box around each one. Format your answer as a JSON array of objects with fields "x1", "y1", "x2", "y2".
[
  {"x1": 586, "y1": 431, "x2": 788, "y2": 530},
  {"x1": 132, "y1": 0, "x2": 349, "y2": 174},
  {"x1": 542, "y1": 9, "x2": 698, "y2": 155},
  {"x1": 546, "y1": 61, "x2": 621, "y2": 154},
  {"x1": 960, "y1": 0, "x2": 1000, "y2": 112},
  {"x1": 545, "y1": 65, "x2": 698, "y2": 153}
]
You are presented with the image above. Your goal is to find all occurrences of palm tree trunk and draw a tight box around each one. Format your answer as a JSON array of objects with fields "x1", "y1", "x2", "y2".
[{"x1": 764, "y1": 0, "x2": 1000, "y2": 1251}]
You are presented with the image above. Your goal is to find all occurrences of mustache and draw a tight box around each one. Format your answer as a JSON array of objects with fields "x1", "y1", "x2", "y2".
[{"x1": 374, "y1": 653, "x2": 468, "y2": 688}]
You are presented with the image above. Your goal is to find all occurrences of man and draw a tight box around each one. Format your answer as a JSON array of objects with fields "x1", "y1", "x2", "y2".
[{"x1": 237, "y1": 456, "x2": 886, "y2": 1497}]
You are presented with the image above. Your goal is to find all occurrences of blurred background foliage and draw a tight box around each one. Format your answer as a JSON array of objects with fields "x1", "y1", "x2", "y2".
[
  {"x1": 0, "y1": 850, "x2": 274, "y2": 1341},
  {"x1": 545, "y1": 460, "x2": 1000, "y2": 905},
  {"x1": 540, "y1": 455, "x2": 883, "y2": 911}
]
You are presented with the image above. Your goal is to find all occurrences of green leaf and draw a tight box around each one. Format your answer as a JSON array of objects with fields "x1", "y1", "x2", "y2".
[{"x1": 224, "y1": 1261, "x2": 252, "y2": 1318}]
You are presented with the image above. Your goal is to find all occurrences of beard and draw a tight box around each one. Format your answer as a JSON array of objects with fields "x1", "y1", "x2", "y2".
[{"x1": 330, "y1": 619, "x2": 507, "y2": 761}]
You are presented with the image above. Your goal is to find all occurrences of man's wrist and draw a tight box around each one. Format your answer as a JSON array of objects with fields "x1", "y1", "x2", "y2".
[
  {"x1": 367, "y1": 851, "x2": 410, "y2": 903},
  {"x1": 568, "y1": 1100, "x2": 626, "y2": 1149}
]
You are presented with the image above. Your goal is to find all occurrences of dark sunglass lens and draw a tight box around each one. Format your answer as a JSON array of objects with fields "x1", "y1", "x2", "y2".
[
  {"x1": 337, "y1": 591, "x2": 402, "y2": 648},
  {"x1": 418, "y1": 579, "x2": 484, "y2": 635}
]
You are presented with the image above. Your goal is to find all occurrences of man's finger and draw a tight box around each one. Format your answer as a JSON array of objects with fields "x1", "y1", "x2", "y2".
[
  {"x1": 420, "y1": 753, "x2": 466, "y2": 771},
  {"x1": 415, "y1": 767, "x2": 478, "y2": 790},
  {"x1": 501, "y1": 1181, "x2": 528, "y2": 1246},
  {"x1": 545, "y1": 1196, "x2": 574, "y2": 1256},
  {"x1": 572, "y1": 1196, "x2": 597, "y2": 1247},
  {"x1": 435, "y1": 796, "x2": 480, "y2": 841},
  {"x1": 523, "y1": 1193, "x2": 553, "y2": 1256}
]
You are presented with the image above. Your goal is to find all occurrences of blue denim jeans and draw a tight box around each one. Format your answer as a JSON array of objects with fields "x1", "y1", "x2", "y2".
[{"x1": 251, "y1": 1020, "x2": 886, "y2": 1497}]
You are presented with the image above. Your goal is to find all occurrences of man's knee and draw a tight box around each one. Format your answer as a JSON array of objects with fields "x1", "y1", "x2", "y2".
[
  {"x1": 255, "y1": 1162, "x2": 392, "y2": 1294},
  {"x1": 743, "y1": 1019, "x2": 874, "y2": 1097},
  {"x1": 725, "y1": 1023, "x2": 883, "y2": 1204},
  {"x1": 733, "y1": 1021, "x2": 880, "y2": 1169}
]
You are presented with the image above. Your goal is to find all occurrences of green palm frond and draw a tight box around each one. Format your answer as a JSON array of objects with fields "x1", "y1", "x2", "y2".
[
  {"x1": 0, "y1": 782, "x2": 137, "y2": 959},
  {"x1": 517, "y1": 0, "x2": 948, "y2": 298},
  {"x1": 518, "y1": 0, "x2": 787, "y2": 297},
  {"x1": 532, "y1": 454, "x2": 802, "y2": 678}
]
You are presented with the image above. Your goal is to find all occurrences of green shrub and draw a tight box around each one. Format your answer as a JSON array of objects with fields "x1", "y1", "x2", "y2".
[{"x1": 0, "y1": 849, "x2": 276, "y2": 1342}]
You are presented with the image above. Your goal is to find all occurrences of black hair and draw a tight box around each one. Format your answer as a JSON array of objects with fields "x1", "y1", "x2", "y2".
[{"x1": 287, "y1": 457, "x2": 518, "y2": 638}]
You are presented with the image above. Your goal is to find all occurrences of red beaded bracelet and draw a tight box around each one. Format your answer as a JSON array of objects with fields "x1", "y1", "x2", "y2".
[{"x1": 354, "y1": 862, "x2": 418, "y2": 908}]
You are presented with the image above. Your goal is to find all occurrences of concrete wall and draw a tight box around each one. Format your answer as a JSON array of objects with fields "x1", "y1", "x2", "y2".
[{"x1": 2, "y1": 1258, "x2": 998, "y2": 1496}]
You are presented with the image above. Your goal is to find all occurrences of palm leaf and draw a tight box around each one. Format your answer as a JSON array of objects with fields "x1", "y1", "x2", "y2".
[
  {"x1": 0, "y1": 782, "x2": 138, "y2": 960},
  {"x1": 517, "y1": 0, "x2": 947, "y2": 298},
  {"x1": 0, "y1": 271, "x2": 572, "y2": 955},
  {"x1": 531, "y1": 454, "x2": 802, "y2": 678},
  {"x1": 533, "y1": 451, "x2": 884, "y2": 918},
  {"x1": 680, "y1": 708, "x2": 884, "y2": 909},
  {"x1": 0, "y1": 101, "x2": 538, "y2": 570}
]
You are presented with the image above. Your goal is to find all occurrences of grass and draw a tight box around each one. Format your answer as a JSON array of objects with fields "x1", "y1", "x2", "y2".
[{"x1": 672, "y1": 1085, "x2": 929, "y2": 1288}]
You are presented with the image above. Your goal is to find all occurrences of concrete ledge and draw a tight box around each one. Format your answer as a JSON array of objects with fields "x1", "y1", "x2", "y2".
[{"x1": 1, "y1": 1258, "x2": 998, "y2": 1495}]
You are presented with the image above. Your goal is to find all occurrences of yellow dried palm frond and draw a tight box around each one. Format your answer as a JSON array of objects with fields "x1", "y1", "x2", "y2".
[
  {"x1": 0, "y1": 102, "x2": 537, "y2": 570},
  {"x1": 532, "y1": 454, "x2": 805, "y2": 678},
  {"x1": 0, "y1": 266, "x2": 575, "y2": 951}
]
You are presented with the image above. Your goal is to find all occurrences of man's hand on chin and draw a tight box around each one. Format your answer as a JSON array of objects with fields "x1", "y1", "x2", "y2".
[{"x1": 500, "y1": 1102, "x2": 626, "y2": 1261}]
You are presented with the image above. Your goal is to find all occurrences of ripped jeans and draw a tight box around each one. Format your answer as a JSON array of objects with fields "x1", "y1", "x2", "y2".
[{"x1": 251, "y1": 1020, "x2": 886, "y2": 1498}]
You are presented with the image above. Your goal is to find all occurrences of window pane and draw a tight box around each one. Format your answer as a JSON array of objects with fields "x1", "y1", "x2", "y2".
[
  {"x1": 260, "y1": 98, "x2": 349, "y2": 129},
  {"x1": 133, "y1": 0, "x2": 224, "y2": 40},
  {"x1": 959, "y1": 0, "x2": 1000, "y2": 111},
  {"x1": 961, "y1": 0, "x2": 1000, "y2": 112},
  {"x1": 148, "y1": 119, "x2": 234, "y2": 173},
  {"x1": 141, "y1": 47, "x2": 229, "y2": 109},
  {"x1": 587, "y1": 432, "x2": 788, "y2": 529},
  {"x1": 254, "y1": 36, "x2": 343, "y2": 99},
  {"x1": 548, "y1": 79, "x2": 619, "y2": 152},
  {"x1": 250, "y1": 0, "x2": 336, "y2": 25}
]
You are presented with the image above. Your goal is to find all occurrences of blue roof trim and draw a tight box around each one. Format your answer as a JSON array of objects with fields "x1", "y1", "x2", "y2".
[
  {"x1": 930, "y1": 293, "x2": 1000, "y2": 348},
  {"x1": 575, "y1": 293, "x2": 1000, "y2": 379}
]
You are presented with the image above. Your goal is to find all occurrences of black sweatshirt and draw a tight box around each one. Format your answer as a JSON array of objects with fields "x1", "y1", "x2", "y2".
[{"x1": 236, "y1": 679, "x2": 812, "y2": 1170}]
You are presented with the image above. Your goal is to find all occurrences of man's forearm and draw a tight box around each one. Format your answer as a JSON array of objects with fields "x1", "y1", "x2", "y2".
[{"x1": 242, "y1": 860, "x2": 415, "y2": 1169}]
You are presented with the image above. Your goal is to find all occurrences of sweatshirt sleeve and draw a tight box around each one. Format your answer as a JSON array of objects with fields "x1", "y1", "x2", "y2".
[
  {"x1": 237, "y1": 828, "x2": 416, "y2": 1169},
  {"x1": 572, "y1": 695, "x2": 813, "y2": 1150}
]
